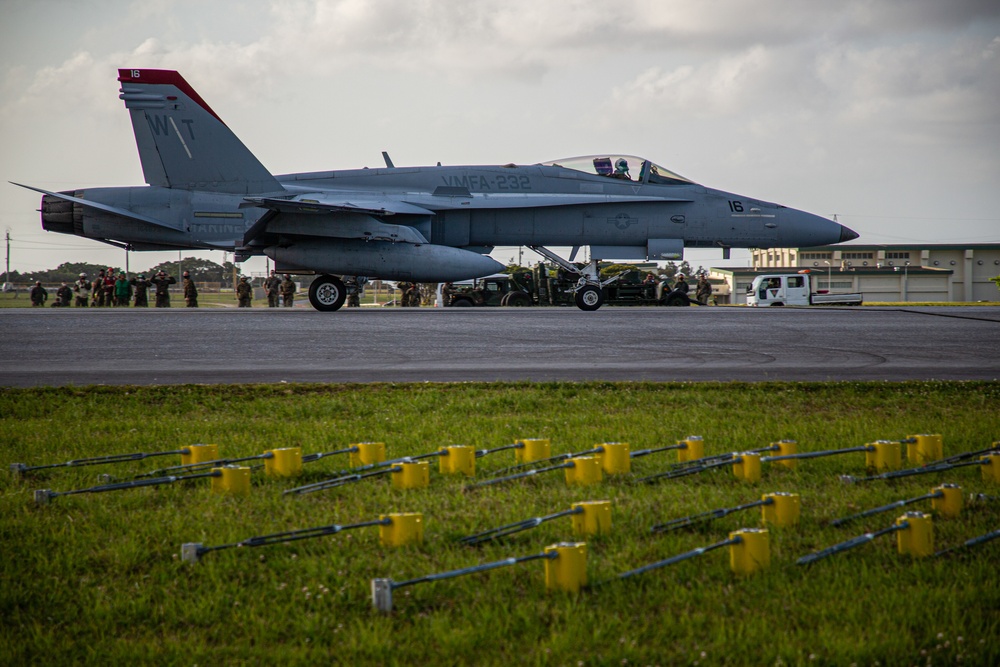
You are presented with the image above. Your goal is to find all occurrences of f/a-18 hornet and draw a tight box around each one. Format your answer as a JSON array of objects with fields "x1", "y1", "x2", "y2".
[{"x1": 15, "y1": 68, "x2": 857, "y2": 311}]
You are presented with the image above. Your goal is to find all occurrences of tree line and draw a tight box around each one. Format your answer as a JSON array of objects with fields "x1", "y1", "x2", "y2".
[{"x1": 2, "y1": 258, "x2": 242, "y2": 287}]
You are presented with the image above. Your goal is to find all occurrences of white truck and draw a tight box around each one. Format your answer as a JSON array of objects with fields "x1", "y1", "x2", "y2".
[{"x1": 746, "y1": 272, "x2": 863, "y2": 307}]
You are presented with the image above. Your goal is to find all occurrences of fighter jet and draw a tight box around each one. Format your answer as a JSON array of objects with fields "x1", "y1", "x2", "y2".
[{"x1": 14, "y1": 68, "x2": 858, "y2": 311}]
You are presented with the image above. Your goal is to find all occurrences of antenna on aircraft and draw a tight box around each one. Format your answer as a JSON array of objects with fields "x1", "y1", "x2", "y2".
[{"x1": 382, "y1": 152, "x2": 395, "y2": 169}]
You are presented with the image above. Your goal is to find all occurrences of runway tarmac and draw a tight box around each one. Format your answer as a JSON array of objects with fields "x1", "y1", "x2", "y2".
[{"x1": 1, "y1": 306, "x2": 998, "y2": 387}]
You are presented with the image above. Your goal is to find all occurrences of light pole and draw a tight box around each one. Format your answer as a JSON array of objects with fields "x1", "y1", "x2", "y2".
[
  {"x1": 903, "y1": 261, "x2": 910, "y2": 301},
  {"x1": 823, "y1": 260, "x2": 831, "y2": 291}
]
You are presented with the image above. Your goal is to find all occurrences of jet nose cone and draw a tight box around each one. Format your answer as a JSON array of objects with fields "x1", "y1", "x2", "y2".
[{"x1": 839, "y1": 225, "x2": 860, "y2": 243}]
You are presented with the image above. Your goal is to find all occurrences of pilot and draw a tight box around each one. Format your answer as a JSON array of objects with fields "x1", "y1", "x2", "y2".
[{"x1": 612, "y1": 158, "x2": 631, "y2": 180}]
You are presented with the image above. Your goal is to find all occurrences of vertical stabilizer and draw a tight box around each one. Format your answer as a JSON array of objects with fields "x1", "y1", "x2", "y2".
[{"x1": 118, "y1": 69, "x2": 282, "y2": 194}]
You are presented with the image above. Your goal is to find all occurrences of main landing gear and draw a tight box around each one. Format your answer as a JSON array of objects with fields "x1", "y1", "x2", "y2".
[{"x1": 308, "y1": 275, "x2": 347, "y2": 311}]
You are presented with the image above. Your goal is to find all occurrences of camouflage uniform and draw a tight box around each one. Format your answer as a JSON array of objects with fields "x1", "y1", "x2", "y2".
[
  {"x1": 441, "y1": 282, "x2": 457, "y2": 306},
  {"x1": 130, "y1": 276, "x2": 151, "y2": 307},
  {"x1": 406, "y1": 283, "x2": 421, "y2": 307},
  {"x1": 73, "y1": 276, "x2": 91, "y2": 307},
  {"x1": 150, "y1": 272, "x2": 177, "y2": 307},
  {"x1": 695, "y1": 277, "x2": 712, "y2": 305},
  {"x1": 55, "y1": 283, "x2": 73, "y2": 307},
  {"x1": 279, "y1": 275, "x2": 296, "y2": 307},
  {"x1": 236, "y1": 277, "x2": 253, "y2": 307},
  {"x1": 92, "y1": 273, "x2": 106, "y2": 307},
  {"x1": 263, "y1": 272, "x2": 281, "y2": 308},
  {"x1": 30, "y1": 282, "x2": 48, "y2": 306},
  {"x1": 398, "y1": 281, "x2": 413, "y2": 307},
  {"x1": 182, "y1": 273, "x2": 199, "y2": 307}
]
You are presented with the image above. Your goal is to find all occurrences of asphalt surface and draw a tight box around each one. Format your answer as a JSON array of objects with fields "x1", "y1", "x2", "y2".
[{"x1": 1, "y1": 306, "x2": 998, "y2": 387}]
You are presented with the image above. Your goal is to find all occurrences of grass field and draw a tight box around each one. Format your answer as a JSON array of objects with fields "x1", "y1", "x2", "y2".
[{"x1": 2, "y1": 382, "x2": 999, "y2": 665}]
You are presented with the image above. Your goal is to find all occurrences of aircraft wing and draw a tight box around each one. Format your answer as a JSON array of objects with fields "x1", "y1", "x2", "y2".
[
  {"x1": 245, "y1": 195, "x2": 435, "y2": 217},
  {"x1": 11, "y1": 182, "x2": 185, "y2": 231}
]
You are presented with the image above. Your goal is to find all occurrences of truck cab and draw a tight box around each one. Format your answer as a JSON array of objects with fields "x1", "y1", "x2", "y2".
[{"x1": 746, "y1": 272, "x2": 863, "y2": 307}]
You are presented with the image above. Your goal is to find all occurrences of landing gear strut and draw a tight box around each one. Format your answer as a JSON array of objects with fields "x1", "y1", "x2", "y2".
[{"x1": 529, "y1": 245, "x2": 614, "y2": 311}]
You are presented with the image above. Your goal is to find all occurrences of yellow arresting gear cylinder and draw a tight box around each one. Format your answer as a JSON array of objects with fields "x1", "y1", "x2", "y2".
[
  {"x1": 732, "y1": 453, "x2": 762, "y2": 483},
  {"x1": 571, "y1": 501, "x2": 612, "y2": 537},
  {"x1": 906, "y1": 434, "x2": 943, "y2": 464},
  {"x1": 981, "y1": 452, "x2": 1000, "y2": 483},
  {"x1": 264, "y1": 447, "x2": 302, "y2": 478},
  {"x1": 379, "y1": 513, "x2": 424, "y2": 547},
  {"x1": 597, "y1": 443, "x2": 630, "y2": 474},
  {"x1": 181, "y1": 443, "x2": 219, "y2": 466},
  {"x1": 772, "y1": 440, "x2": 798, "y2": 469},
  {"x1": 896, "y1": 512, "x2": 934, "y2": 557},
  {"x1": 391, "y1": 462, "x2": 430, "y2": 490},
  {"x1": 210, "y1": 466, "x2": 251, "y2": 496},
  {"x1": 544, "y1": 542, "x2": 587, "y2": 593},
  {"x1": 350, "y1": 442, "x2": 386, "y2": 468},
  {"x1": 565, "y1": 456, "x2": 603, "y2": 487},
  {"x1": 930, "y1": 484, "x2": 963, "y2": 518},
  {"x1": 678, "y1": 436, "x2": 704, "y2": 463},
  {"x1": 865, "y1": 440, "x2": 902, "y2": 473},
  {"x1": 438, "y1": 445, "x2": 476, "y2": 477},
  {"x1": 515, "y1": 438, "x2": 551, "y2": 464},
  {"x1": 729, "y1": 528, "x2": 770, "y2": 575},
  {"x1": 761, "y1": 492, "x2": 800, "y2": 528}
]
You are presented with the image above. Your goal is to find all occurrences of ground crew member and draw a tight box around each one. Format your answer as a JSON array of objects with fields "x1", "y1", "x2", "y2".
[
  {"x1": 345, "y1": 277, "x2": 360, "y2": 307},
  {"x1": 182, "y1": 271, "x2": 198, "y2": 307},
  {"x1": 30, "y1": 281, "x2": 47, "y2": 306},
  {"x1": 103, "y1": 268, "x2": 116, "y2": 306},
  {"x1": 54, "y1": 282, "x2": 73, "y2": 307},
  {"x1": 441, "y1": 282, "x2": 457, "y2": 306},
  {"x1": 695, "y1": 276, "x2": 712, "y2": 305},
  {"x1": 406, "y1": 282, "x2": 421, "y2": 307},
  {"x1": 397, "y1": 281, "x2": 412, "y2": 307},
  {"x1": 673, "y1": 273, "x2": 689, "y2": 295},
  {"x1": 263, "y1": 270, "x2": 281, "y2": 307},
  {"x1": 150, "y1": 271, "x2": 176, "y2": 307},
  {"x1": 280, "y1": 274, "x2": 296, "y2": 307},
  {"x1": 236, "y1": 276, "x2": 253, "y2": 307},
  {"x1": 74, "y1": 273, "x2": 91, "y2": 307},
  {"x1": 114, "y1": 273, "x2": 131, "y2": 307},
  {"x1": 92, "y1": 270, "x2": 105, "y2": 306},
  {"x1": 130, "y1": 274, "x2": 151, "y2": 307}
]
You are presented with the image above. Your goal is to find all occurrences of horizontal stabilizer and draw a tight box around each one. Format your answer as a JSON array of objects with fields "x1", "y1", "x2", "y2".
[{"x1": 10, "y1": 182, "x2": 184, "y2": 231}]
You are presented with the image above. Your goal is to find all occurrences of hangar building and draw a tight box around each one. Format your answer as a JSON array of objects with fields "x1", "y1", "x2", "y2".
[{"x1": 709, "y1": 243, "x2": 1000, "y2": 305}]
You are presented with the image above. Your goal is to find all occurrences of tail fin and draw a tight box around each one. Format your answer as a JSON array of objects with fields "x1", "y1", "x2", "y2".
[{"x1": 118, "y1": 69, "x2": 282, "y2": 194}]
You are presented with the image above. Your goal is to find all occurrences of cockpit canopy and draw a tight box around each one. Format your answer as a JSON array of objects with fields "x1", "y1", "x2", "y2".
[{"x1": 541, "y1": 155, "x2": 694, "y2": 185}]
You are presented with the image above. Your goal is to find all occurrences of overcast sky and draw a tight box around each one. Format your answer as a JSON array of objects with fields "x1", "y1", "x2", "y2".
[{"x1": 2, "y1": 0, "x2": 998, "y2": 276}]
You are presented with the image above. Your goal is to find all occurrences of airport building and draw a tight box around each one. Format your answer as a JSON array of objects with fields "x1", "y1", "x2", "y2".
[{"x1": 709, "y1": 243, "x2": 1000, "y2": 305}]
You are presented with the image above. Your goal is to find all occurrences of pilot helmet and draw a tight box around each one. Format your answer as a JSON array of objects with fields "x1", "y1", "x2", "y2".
[{"x1": 615, "y1": 158, "x2": 629, "y2": 173}]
